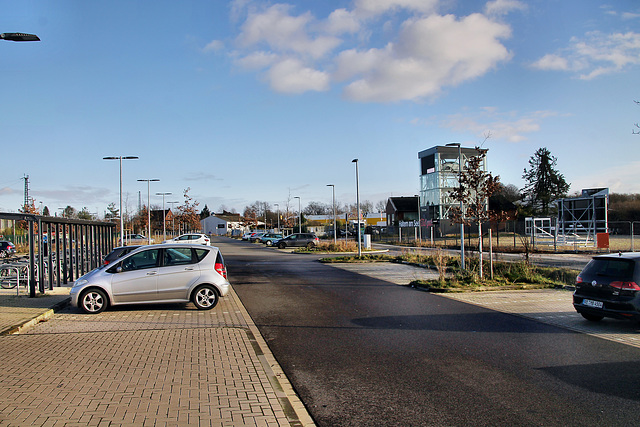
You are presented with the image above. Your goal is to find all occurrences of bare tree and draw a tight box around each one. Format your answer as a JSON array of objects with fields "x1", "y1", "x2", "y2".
[
  {"x1": 303, "y1": 201, "x2": 330, "y2": 215},
  {"x1": 177, "y1": 188, "x2": 200, "y2": 232},
  {"x1": 448, "y1": 149, "x2": 501, "y2": 279}
]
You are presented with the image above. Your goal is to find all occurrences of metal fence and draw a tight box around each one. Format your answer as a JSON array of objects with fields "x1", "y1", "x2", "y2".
[{"x1": 1, "y1": 212, "x2": 116, "y2": 297}]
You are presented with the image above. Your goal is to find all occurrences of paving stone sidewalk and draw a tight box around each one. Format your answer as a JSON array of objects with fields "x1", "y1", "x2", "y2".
[{"x1": 0, "y1": 285, "x2": 314, "y2": 426}]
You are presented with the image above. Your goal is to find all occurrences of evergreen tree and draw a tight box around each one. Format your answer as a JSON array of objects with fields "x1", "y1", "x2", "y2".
[
  {"x1": 521, "y1": 147, "x2": 570, "y2": 216},
  {"x1": 78, "y1": 207, "x2": 93, "y2": 220},
  {"x1": 200, "y1": 204, "x2": 211, "y2": 220}
]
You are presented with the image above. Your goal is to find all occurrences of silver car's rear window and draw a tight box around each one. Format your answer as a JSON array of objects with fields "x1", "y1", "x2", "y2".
[{"x1": 195, "y1": 248, "x2": 210, "y2": 262}]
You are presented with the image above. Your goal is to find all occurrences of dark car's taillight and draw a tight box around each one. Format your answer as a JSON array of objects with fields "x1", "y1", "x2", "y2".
[{"x1": 610, "y1": 281, "x2": 640, "y2": 291}]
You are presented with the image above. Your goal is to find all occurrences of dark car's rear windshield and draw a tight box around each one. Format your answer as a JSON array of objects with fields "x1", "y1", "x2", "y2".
[{"x1": 580, "y1": 258, "x2": 636, "y2": 281}]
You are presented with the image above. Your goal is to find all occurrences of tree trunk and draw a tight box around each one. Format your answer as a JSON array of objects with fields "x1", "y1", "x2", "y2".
[{"x1": 478, "y1": 221, "x2": 483, "y2": 279}]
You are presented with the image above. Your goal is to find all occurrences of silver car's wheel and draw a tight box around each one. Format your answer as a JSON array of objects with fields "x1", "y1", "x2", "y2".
[
  {"x1": 193, "y1": 285, "x2": 219, "y2": 310},
  {"x1": 80, "y1": 289, "x2": 107, "y2": 314},
  {"x1": 266, "y1": 240, "x2": 273, "y2": 246}
]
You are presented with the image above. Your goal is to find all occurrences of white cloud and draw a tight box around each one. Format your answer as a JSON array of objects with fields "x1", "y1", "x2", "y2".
[
  {"x1": 439, "y1": 109, "x2": 557, "y2": 143},
  {"x1": 267, "y1": 58, "x2": 330, "y2": 94},
  {"x1": 203, "y1": 40, "x2": 224, "y2": 53},
  {"x1": 532, "y1": 31, "x2": 640, "y2": 79},
  {"x1": 324, "y1": 8, "x2": 361, "y2": 34},
  {"x1": 484, "y1": 0, "x2": 527, "y2": 17},
  {"x1": 236, "y1": 51, "x2": 278, "y2": 70},
  {"x1": 0, "y1": 186, "x2": 16, "y2": 196},
  {"x1": 238, "y1": 4, "x2": 340, "y2": 59},
  {"x1": 228, "y1": 2, "x2": 514, "y2": 101},
  {"x1": 354, "y1": 0, "x2": 438, "y2": 17},
  {"x1": 337, "y1": 13, "x2": 512, "y2": 102},
  {"x1": 531, "y1": 54, "x2": 570, "y2": 71}
]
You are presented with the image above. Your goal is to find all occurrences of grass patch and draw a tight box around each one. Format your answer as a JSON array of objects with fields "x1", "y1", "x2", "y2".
[
  {"x1": 320, "y1": 248, "x2": 579, "y2": 291},
  {"x1": 413, "y1": 260, "x2": 579, "y2": 291}
]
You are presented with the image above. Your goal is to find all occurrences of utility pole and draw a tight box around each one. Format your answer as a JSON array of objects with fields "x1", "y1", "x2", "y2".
[{"x1": 22, "y1": 175, "x2": 30, "y2": 208}]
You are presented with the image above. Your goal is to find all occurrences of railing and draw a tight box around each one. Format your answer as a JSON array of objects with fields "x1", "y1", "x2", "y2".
[{"x1": 0, "y1": 212, "x2": 116, "y2": 297}]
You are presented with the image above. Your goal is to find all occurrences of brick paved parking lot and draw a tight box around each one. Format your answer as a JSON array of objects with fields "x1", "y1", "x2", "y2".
[{"x1": 0, "y1": 289, "x2": 312, "y2": 427}]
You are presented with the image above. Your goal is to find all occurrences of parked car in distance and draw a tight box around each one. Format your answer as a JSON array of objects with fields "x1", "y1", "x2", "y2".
[
  {"x1": 0, "y1": 241, "x2": 17, "y2": 257},
  {"x1": 250, "y1": 232, "x2": 267, "y2": 243},
  {"x1": 118, "y1": 234, "x2": 147, "y2": 245},
  {"x1": 70, "y1": 243, "x2": 230, "y2": 314},
  {"x1": 261, "y1": 233, "x2": 284, "y2": 246},
  {"x1": 163, "y1": 233, "x2": 210, "y2": 246},
  {"x1": 103, "y1": 245, "x2": 141, "y2": 265},
  {"x1": 241, "y1": 232, "x2": 254, "y2": 241},
  {"x1": 573, "y1": 252, "x2": 640, "y2": 322},
  {"x1": 274, "y1": 233, "x2": 319, "y2": 249}
]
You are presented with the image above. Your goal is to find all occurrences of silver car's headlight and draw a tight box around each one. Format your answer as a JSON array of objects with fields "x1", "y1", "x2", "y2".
[{"x1": 73, "y1": 279, "x2": 88, "y2": 288}]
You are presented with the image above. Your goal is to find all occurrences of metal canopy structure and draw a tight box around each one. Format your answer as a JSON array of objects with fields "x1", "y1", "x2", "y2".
[{"x1": 556, "y1": 188, "x2": 609, "y2": 246}]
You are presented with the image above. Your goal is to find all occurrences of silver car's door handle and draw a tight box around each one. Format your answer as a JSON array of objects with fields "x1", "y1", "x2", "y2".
[
  {"x1": 184, "y1": 267, "x2": 194, "y2": 271},
  {"x1": 146, "y1": 271, "x2": 157, "y2": 276}
]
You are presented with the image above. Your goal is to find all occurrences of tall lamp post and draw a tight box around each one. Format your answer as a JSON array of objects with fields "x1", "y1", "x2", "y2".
[
  {"x1": 446, "y1": 143, "x2": 465, "y2": 270},
  {"x1": 1, "y1": 32, "x2": 40, "y2": 42},
  {"x1": 294, "y1": 197, "x2": 301, "y2": 233},
  {"x1": 274, "y1": 204, "x2": 280, "y2": 232},
  {"x1": 352, "y1": 159, "x2": 361, "y2": 257},
  {"x1": 167, "y1": 201, "x2": 179, "y2": 237},
  {"x1": 104, "y1": 156, "x2": 139, "y2": 245},
  {"x1": 138, "y1": 179, "x2": 159, "y2": 244},
  {"x1": 415, "y1": 194, "x2": 422, "y2": 243},
  {"x1": 327, "y1": 184, "x2": 336, "y2": 244},
  {"x1": 156, "y1": 192, "x2": 172, "y2": 241}
]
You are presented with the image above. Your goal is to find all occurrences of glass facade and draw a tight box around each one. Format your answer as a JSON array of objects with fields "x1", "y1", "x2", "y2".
[{"x1": 418, "y1": 146, "x2": 486, "y2": 221}]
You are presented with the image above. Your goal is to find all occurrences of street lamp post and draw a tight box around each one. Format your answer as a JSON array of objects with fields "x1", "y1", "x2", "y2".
[
  {"x1": 167, "y1": 201, "x2": 179, "y2": 237},
  {"x1": 138, "y1": 179, "x2": 159, "y2": 244},
  {"x1": 156, "y1": 192, "x2": 172, "y2": 241},
  {"x1": 294, "y1": 197, "x2": 301, "y2": 233},
  {"x1": 274, "y1": 204, "x2": 280, "y2": 232},
  {"x1": 1, "y1": 33, "x2": 40, "y2": 42},
  {"x1": 446, "y1": 143, "x2": 465, "y2": 270},
  {"x1": 104, "y1": 156, "x2": 139, "y2": 245},
  {"x1": 352, "y1": 159, "x2": 361, "y2": 257},
  {"x1": 327, "y1": 184, "x2": 336, "y2": 244},
  {"x1": 415, "y1": 194, "x2": 422, "y2": 243}
]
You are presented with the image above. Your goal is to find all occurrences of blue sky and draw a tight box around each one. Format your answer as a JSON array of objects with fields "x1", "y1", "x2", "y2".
[{"x1": 1, "y1": 0, "x2": 639, "y2": 217}]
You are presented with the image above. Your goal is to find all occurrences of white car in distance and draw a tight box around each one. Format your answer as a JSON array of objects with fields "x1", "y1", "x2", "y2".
[{"x1": 163, "y1": 233, "x2": 210, "y2": 246}]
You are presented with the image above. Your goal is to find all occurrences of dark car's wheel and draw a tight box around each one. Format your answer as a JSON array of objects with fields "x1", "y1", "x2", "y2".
[
  {"x1": 306, "y1": 242, "x2": 314, "y2": 249},
  {"x1": 79, "y1": 288, "x2": 108, "y2": 314},
  {"x1": 278, "y1": 242, "x2": 286, "y2": 249},
  {"x1": 192, "y1": 284, "x2": 219, "y2": 310},
  {"x1": 580, "y1": 312, "x2": 604, "y2": 322}
]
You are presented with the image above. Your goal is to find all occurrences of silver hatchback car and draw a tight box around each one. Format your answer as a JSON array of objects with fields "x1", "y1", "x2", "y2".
[{"x1": 70, "y1": 244, "x2": 230, "y2": 314}]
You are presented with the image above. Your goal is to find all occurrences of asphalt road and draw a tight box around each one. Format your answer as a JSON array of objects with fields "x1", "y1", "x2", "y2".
[{"x1": 218, "y1": 237, "x2": 640, "y2": 427}]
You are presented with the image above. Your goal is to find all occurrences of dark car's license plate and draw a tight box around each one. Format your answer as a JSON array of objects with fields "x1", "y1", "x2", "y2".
[{"x1": 583, "y1": 299, "x2": 603, "y2": 309}]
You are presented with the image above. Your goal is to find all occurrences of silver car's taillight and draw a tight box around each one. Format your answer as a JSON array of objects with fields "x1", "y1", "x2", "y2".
[{"x1": 215, "y1": 262, "x2": 227, "y2": 279}]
